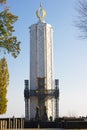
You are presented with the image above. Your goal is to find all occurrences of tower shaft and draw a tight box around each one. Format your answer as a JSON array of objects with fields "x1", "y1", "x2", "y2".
[{"x1": 30, "y1": 22, "x2": 54, "y2": 119}]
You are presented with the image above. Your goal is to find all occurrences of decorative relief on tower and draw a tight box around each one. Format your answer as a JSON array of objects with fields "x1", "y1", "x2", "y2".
[
  {"x1": 46, "y1": 26, "x2": 53, "y2": 90},
  {"x1": 37, "y1": 24, "x2": 45, "y2": 77},
  {"x1": 30, "y1": 25, "x2": 37, "y2": 90}
]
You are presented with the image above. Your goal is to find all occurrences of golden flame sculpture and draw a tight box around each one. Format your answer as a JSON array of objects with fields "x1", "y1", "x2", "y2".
[{"x1": 36, "y1": 3, "x2": 46, "y2": 22}]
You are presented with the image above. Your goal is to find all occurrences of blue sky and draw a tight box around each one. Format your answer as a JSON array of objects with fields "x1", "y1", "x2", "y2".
[{"x1": 1, "y1": 0, "x2": 87, "y2": 118}]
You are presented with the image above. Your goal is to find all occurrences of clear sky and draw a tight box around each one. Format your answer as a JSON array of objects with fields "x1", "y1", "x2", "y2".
[{"x1": 1, "y1": 0, "x2": 87, "y2": 118}]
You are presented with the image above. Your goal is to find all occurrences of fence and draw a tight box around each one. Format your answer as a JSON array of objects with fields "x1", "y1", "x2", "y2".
[{"x1": 0, "y1": 118, "x2": 24, "y2": 129}]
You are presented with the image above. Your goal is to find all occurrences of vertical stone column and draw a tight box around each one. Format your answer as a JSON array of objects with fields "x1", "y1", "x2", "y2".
[
  {"x1": 10, "y1": 119, "x2": 12, "y2": 128},
  {"x1": 7, "y1": 118, "x2": 11, "y2": 129},
  {"x1": 17, "y1": 119, "x2": 20, "y2": 128},
  {"x1": 24, "y1": 80, "x2": 30, "y2": 120}
]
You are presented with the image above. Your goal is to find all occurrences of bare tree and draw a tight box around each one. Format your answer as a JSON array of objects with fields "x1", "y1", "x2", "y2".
[{"x1": 76, "y1": 0, "x2": 87, "y2": 39}]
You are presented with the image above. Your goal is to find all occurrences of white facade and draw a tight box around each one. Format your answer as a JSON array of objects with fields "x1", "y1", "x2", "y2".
[{"x1": 29, "y1": 22, "x2": 55, "y2": 119}]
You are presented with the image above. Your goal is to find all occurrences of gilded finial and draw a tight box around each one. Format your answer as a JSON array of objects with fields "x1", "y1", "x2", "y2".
[
  {"x1": 36, "y1": 3, "x2": 46, "y2": 22},
  {"x1": 40, "y1": 2, "x2": 42, "y2": 8}
]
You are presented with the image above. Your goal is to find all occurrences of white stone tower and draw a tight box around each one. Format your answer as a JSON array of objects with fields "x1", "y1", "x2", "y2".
[{"x1": 24, "y1": 3, "x2": 59, "y2": 121}]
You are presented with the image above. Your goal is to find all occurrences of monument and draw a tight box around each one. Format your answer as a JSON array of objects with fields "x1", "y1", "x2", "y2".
[{"x1": 24, "y1": 3, "x2": 59, "y2": 121}]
